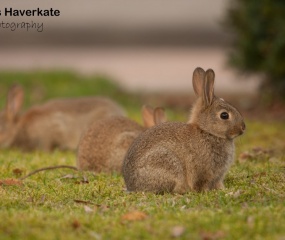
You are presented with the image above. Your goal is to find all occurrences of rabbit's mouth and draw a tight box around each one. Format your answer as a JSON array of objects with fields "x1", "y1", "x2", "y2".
[{"x1": 227, "y1": 124, "x2": 246, "y2": 139}]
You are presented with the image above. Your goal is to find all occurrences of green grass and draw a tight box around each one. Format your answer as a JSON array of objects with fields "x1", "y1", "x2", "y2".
[{"x1": 0, "y1": 72, "x2": 284, "y2": 240}]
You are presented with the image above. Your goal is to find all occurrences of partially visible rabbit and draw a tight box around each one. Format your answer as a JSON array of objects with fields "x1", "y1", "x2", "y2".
[
  {"x1": 123, "y1": 67, "x2": 246, "y2": 194},
  {"x1": 0, "y1": 84, "x2": 126, "y2": 151},
  {"x1": 77, "y1": 105, "x2": 167, "y2": 173}
]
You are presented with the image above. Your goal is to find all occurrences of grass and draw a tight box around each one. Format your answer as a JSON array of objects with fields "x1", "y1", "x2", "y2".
[{"x1": 0, "y1": 71, "x2": 284, "y2": 240}]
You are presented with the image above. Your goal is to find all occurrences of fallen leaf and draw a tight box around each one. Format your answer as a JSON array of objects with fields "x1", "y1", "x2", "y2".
[
  {"x1": 171, "y1": 226, "x2": 185, "y2": 238},
  {"x1": 89, "y1": 231, "x2": 102, "y2": 239},
  {"x1": 75, "y1": 179, "x2": 89, "y2": 184},
  {"x1": 121, "y1": 211, "x2": 147, "y2": 221},
  {"x1": 0, "y1": 178, "x2": 23, "y2": 186},
  {"x1": 83, "y1": 175, "x2": 88, "y2": 182},
  {"x1": 84, "y1": 205, "x2": 94, "y2": 213},
  {"x1": 252, "y1": 147, "x2": 274, "y2": 155},
  {"x1": 233, "y1": 190, "x2": 242, "y2": 198},
  {"x1": 226, "y1": 190, "x2": 242, "y2": 198},
  {"x1": 12, "y1": 168, "x2": 24, "y2": 177},
  {"x1": 71, "y1": 219, "x2": 81, "y2": 229},
  {"x1": 238, "y1": 151, "x2": 254, "y2": 162},
  {"x1": 180, "y1": 205, "x2": 187, "y2": 210},
  {"x1": 247, "y1": 216, "x2": 254, "y2": 228},
  {"x1": 60, "y1": 174, "x2": 77, "y2": 179},
  {"x1": 239, "y1": 147, "x2": 275, "y2": 163}
]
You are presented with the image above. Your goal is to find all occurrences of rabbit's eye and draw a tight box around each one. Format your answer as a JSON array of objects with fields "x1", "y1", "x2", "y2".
[{"x1": 220, "y1": 112, "x2": 229, "y2": 120}]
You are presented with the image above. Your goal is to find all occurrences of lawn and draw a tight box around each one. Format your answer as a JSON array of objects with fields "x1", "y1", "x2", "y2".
[{"x1": 0, "y1": 72, "x2": 284, "y2": 240}]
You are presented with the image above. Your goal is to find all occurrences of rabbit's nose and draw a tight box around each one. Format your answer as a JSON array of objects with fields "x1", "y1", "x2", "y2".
[{"x1": 241, "y1": 122, "x2": 246, "y2": 132}]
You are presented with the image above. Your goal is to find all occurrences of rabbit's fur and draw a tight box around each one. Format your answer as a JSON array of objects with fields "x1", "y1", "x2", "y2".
[
  {"x1": 0, "y1": 85, "x2": 126, "y2": 151},
  {"x1": 77, "y1": 105, "x2": 167, "y2": 173},
  {"x1": 123, "y1": 67, "x2": 246, "y2": 194}
]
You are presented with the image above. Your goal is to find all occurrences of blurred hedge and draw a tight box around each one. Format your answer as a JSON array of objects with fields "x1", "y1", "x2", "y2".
[{"x1": 225, "y1": 0, "x2": 285, "y2": 102}]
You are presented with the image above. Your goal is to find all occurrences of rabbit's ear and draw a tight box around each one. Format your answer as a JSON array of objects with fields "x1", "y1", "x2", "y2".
[
  {"x1": 154, "y1": 107, "x2": 167, "y2": 125},
  {"x1": 142, "y1": 105, "x2": 155, "y2": 128},
  {"x1": 6, "y1": 84, "x2": 24, "y2": 121},
  {"x1": 192, "y1": 67, "x2": 206, "y2": 97},
  {"x1": 202, "y1": 69, "x2": 215, "y2": 106}
]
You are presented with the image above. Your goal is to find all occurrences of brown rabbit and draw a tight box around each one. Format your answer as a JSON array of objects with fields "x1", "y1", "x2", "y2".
[
  {"x1": 123, "y1": 67, "x2": 246, "y2": 194},
  {"x1": 0, "y1": 85, "x2": 126, "y2": 151},
  {"x1": 77, "y1": 105, "x2": 167, "y2": 173}
]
